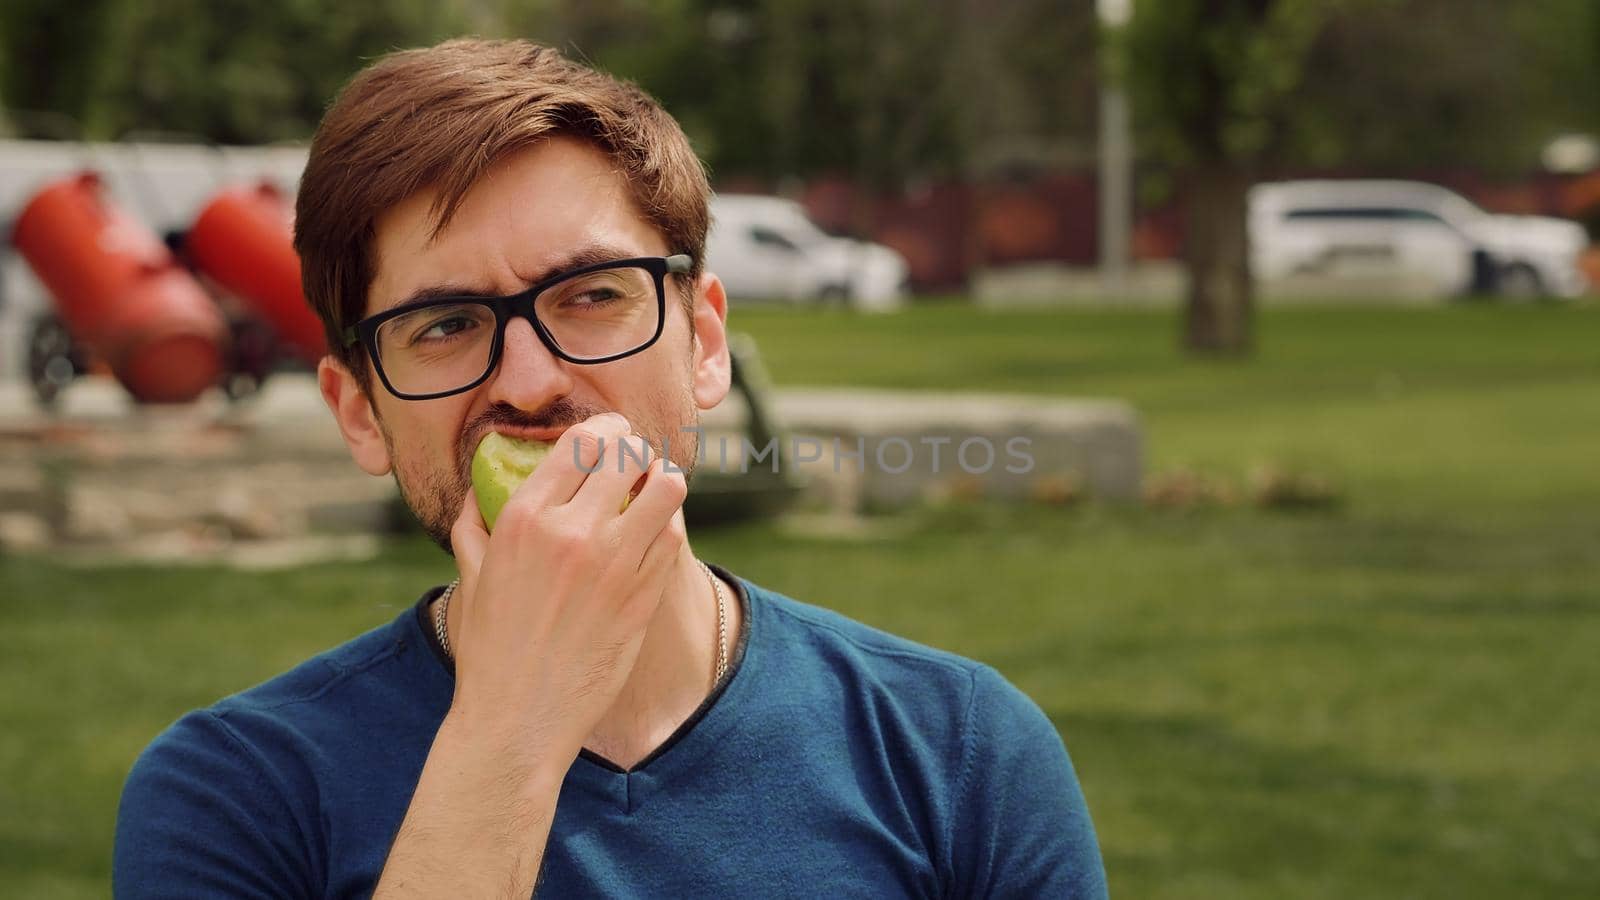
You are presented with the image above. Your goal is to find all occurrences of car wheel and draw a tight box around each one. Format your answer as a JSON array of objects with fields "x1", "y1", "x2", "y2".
[
  {"x1": 224, "y1": 318, "x2": 279, "y2": 403},
  {"x1": 26, "y1": 314, "x2": 83, "y2": 408},
  {"x1": 1498, "y1": 263, "x2": 1545, "y2": 301},
  {"x1": 818, "y1": 284, "x2": 851, "y2": 308}
]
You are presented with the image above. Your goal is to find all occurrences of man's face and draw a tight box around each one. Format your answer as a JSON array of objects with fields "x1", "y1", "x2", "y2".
[{"x1": 319, "y1": 137, "x2": 730, "y2": 552}]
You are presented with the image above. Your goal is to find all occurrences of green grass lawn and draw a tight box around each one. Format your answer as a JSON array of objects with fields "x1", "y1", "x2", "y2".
[{"x1": 3, "y1": 302, "x2": 1598, "y2": 897}]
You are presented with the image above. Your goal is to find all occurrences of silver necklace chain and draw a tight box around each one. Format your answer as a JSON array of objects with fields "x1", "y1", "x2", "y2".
[{"x1": 434, "y1": 563, "x2": 728, "y2": 684}]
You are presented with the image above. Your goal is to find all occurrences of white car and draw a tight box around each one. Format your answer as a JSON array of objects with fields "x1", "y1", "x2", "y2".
[
  {"x1": 705, "y1": 194, "x2": 909, "y2": 311},
  {"x1": 1249, "y1": 179, "x2": 1590, "y2": 299}
]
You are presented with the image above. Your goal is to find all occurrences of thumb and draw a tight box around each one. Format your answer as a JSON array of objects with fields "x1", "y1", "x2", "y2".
[{"x1": 451, "y1": 487, "x2": 490, "y2": 595}]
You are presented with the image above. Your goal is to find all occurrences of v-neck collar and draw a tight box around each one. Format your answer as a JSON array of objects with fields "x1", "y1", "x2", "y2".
[{"x1": 412, "y1": 563, "x2": 759, "y2": 812}]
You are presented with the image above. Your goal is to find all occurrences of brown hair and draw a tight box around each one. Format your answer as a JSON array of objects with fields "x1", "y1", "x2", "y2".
[{"x1": 293, "y1": 38, "x2": 711, "y2": 385}]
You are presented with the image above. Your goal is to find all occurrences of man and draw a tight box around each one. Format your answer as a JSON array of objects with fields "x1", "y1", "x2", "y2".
[{"x1": 114, "y1": 38, "x2": 1107, "y2": 897}]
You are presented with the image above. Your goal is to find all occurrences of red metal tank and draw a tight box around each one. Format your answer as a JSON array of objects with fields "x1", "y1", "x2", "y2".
[
  {"x1": 11, "y1": 172, "x2": 227, "y2": 403},
  {"x1": 186, "y1": 182, "x2": 326, "y2": 365}
]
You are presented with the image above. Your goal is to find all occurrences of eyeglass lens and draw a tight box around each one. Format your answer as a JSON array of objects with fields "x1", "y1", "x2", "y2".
[{"x1": 373, "y1": 265, "x2": 659, "y2": 396}]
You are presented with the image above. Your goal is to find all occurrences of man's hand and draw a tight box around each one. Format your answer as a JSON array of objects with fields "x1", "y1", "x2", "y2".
[
  {"x1": 373, "y1": 412, "x2": 687, "y2": 898},
  {"x1": 447, "y1": 411, "x2": 687, "y2": 764}
]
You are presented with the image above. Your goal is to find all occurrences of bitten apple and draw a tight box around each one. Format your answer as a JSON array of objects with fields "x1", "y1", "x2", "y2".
[
  {"x1": 471, "y1": 432, "x2": 554, "y2": 531},
  {"x1": 471, "y1": 431, "x2": 640, "y2": 531}
]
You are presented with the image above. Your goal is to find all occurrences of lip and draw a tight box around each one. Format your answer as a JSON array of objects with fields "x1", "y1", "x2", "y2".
[{"x1": 480, "y1": 426, "x2": 566, "y2": 446}]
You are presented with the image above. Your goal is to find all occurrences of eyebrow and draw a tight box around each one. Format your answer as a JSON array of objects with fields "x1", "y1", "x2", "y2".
[{"x1": 380, "y1": 244, "x2": 648, "y2": 313}]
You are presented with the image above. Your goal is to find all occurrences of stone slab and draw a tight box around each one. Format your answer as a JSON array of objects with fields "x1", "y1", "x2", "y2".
[
  {"x1": 701, "y1": 388, "x2": 1142, "y2": 510},
  {"x1": 0, "y1": 373, "x2": 1144, "y2": 557}
]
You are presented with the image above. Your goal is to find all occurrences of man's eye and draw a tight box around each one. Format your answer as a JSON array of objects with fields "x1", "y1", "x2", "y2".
[
  {"x1": 413, "y1": 315, "x2": 479, "y2": 344},
  {"x1": 565, "y1": 288, "x2": 623, "y2": 307}
]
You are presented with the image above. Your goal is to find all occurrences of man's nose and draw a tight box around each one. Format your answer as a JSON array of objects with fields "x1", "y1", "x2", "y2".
[{"x1": 486, "y1": 315, "x2": 574, "y2": 409}]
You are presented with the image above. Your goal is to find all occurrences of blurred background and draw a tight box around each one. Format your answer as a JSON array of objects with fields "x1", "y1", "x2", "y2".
[{"x1": 1, "y1": 1, "x2": 1597, "y2": 897}]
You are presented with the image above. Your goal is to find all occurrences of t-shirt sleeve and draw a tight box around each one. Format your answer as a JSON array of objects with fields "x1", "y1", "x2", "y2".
[
  {"x1": 946, "y1": 665, "x2": 1109, "y2": 899},
  {"x1": 114, "y1": 709, "x2": 314, "y2": 899}
]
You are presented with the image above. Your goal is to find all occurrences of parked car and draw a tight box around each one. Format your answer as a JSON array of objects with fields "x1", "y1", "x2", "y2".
[
  {"x1": 705, "y1": 194, "x2": 909, "y2": 311},
  {"x1": 1249, "y1": 180, "x2": 1590, "y2": 299}
]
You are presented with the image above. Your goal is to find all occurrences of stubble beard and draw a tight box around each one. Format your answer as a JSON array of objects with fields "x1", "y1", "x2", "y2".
[{"x1": 381, "y1": 393, "x2": 701, "y2": 556}]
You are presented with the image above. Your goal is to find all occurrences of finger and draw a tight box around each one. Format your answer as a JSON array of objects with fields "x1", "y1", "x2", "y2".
[
  {"x1": 532, "y1": 412, "x2": 632, "y2": 507},
  {"x1": 636, "y1": 506, "x2": 686, "y2": 576},
  {"x1": 445, "y1": 488, "x2": 491, "y2": 655},
  {"x1": 618, "y1": 458, "x2": 688, "y2": 558},
  {"x1": 573, "y1": 431, "x2": 655, "y2": 517},
  {"x1": 621, "y1": 507, "x2": 685, "y2": 626},
  {"x1": 451, "y1": 486, "x2": 490, "y2": 595}
]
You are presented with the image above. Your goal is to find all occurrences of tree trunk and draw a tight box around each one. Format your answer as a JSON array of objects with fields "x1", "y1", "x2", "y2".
[{"x1": 1182, "y1": 163, "x2": 1254, "y2": 354}]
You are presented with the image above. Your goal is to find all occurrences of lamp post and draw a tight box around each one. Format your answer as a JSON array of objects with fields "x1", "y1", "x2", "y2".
[{"x1": 1098, "y1": 0, "x2": 1133, "y2": 298}]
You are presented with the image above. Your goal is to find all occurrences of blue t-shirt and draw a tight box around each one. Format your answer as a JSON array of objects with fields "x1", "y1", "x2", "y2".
[{"x1": 114, "y1": 567, "x2": 1107, "y2": 897}]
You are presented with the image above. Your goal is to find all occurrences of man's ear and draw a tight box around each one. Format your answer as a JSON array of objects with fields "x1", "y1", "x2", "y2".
[
  {"x1": 318, "y1": 355, "x2": 393, "y2": 476},
  {"x1": 690, "y1": 272, "x2": 732, "y2": 411}
]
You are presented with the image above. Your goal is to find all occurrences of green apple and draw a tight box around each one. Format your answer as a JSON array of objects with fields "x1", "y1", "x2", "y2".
[
  {"x1": 471, "y1": 432, "x2": 554, "y2": 531},
  {"x1": 472, "y1": 431, "x2": 641, "y2": 530}
]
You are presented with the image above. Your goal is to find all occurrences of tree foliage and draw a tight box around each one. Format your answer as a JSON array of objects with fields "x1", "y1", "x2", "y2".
[
  {"x1": 509, "y1": 0, "x2": 1099, "y2": 186},
  {"x1": 0, "y1": 0, "x2": 469, "y2": 142},
  {"x1": 3, "y1": 0, "x2": 1594, "y2": 177},
  {"x1": 1118, "y1": 0, "x2": 1335, "y2": 170},
  {"x1": 1122, "y1": 0, "x2": 1600, "y2": 178},
  {"x1": 0, "y1": 0, "x2": 1099, "y2": 187}
]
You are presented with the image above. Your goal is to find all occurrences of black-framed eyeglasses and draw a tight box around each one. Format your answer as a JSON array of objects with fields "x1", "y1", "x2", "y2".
[{"x1": 343, "y1": 254, "x2": 692, "y2": 401}]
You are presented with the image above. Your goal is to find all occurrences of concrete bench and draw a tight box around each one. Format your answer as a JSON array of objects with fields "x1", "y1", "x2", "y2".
[{"x1": 699, "y1": 388, "x2": 1142, "y2": 512}]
